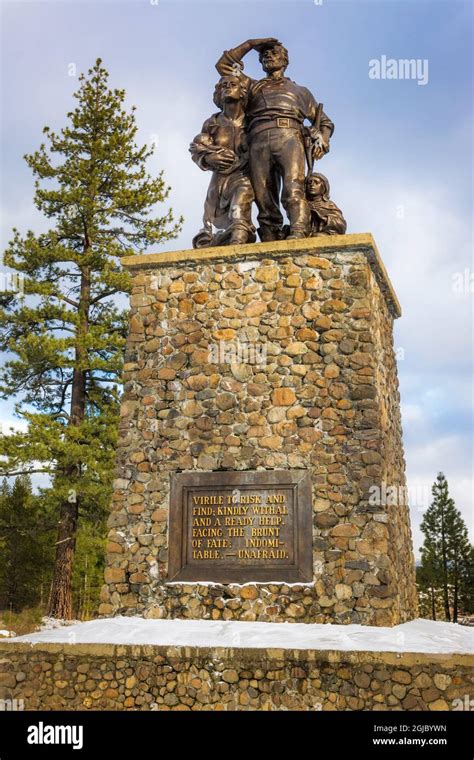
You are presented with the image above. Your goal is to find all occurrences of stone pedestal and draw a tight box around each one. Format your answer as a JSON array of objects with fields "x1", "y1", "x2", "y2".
[
  {"x1": 100, "y1": 233, "x2": 418, "y2": 625},
  {"x1": 3, "y1": 636, "x2": 472, "y2": 711}
]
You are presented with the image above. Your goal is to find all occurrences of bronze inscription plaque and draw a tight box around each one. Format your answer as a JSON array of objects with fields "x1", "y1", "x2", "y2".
[{"x1": 168, "y1": 470, "x2": 312, "y2": 583}]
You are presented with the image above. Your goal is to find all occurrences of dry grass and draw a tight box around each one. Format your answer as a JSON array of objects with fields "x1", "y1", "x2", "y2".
[{"x1": 0, "y1": 606, "x2": 44, "y2": 636}]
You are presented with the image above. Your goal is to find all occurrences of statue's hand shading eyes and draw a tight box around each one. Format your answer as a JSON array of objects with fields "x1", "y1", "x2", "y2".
[{"x1": 249, "y1": 37, "x2": 281, "y2": 52}]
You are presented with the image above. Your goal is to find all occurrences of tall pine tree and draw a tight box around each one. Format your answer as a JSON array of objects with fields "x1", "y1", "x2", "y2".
[
  {"x1": 0, "y1": 59, "x2": 182, "y2": 618},
  {"x1": 458, "y1": 545, "x2": 474, "y2": 620},
  {"x1": 419, "y1": 472, "x2": 472, "y2": 622},
  {"x1": 444, "y1": 493, "x2": 472, "y2": 622}
]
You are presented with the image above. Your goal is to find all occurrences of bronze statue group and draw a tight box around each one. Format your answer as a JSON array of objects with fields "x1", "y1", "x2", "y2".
[{"x1": 190, "y1": 38, "x2": 346, "y2": 248}]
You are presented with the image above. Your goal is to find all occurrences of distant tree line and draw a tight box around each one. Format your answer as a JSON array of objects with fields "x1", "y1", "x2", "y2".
[{"x1": 0, "y1": 475, "x2": 106, "y2": 619}]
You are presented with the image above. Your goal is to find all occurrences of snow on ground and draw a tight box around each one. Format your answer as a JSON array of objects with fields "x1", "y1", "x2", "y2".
[
  {"x1": 39, "y1": 616, "x2": 81, "y2": 631},
  {"x1": 5, "y1": 617, "x2": 474, "y2": 654}
]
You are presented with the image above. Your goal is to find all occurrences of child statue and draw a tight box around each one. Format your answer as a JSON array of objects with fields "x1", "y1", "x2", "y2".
[{"x1": 305, "y1": 172, "x2": 347, "y2": 236}]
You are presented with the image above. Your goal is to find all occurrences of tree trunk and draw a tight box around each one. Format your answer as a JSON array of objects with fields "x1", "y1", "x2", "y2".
[
  {"x1": 430, "y1": 585, "x2": 436, "y2": 621},
  {"x1": 453, "y1": 556, "x2": 459, "y2": 623},
  {"x1": 440, "y1": 505, "x2": 451, "y2": 622},
  {"x1": 46, "y1": 489, "x2": 78, "y2": 619},
  {"x1": 47, "y1": 266, "x2": 90, "y2": 619}
]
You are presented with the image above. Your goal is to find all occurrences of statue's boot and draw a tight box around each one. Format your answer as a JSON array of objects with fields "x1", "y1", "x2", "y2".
[
  {"x1": 257, "y1": 225, "x2": 285, "y2": 242},
  {"x1": 230, "y1": 229, "x2": 250, "y2": 245},
  {"x1": 287, "y1": 230, "x2": 307, "y2": 239},
  {"x1": 285, "y1": 199, "x2": 310, "y2": 240}
]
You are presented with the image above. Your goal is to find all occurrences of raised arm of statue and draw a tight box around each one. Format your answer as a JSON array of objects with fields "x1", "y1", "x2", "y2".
[{"x1": 215, "y1": 38, "x2": 280, "y2": 81}]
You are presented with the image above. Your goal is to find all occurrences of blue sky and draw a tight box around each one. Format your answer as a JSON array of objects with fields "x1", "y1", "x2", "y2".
[{"x1": 1, "y1": 0, "x2": 473, "y2": 558}]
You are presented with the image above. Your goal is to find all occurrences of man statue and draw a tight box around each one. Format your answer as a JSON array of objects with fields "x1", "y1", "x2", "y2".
[{"x1": 216, "y1": 38, "x2": 334, "y2": 241}]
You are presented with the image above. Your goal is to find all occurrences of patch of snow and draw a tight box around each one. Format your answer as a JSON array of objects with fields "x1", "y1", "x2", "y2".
[
  {"x1": 238, "y1": 260, "x2": 258, "y2": 272},
  {"x1": 164, "y1": 580, "x2": 315, "y2": 587},
  {"x1": 39, "y1": 617, "x2": 82, "y2": 631},
  {"x1": 5, "y1": 617, "x2": 474, "y2": 654},
  {"x1": 0, "y1": 629, "x2": 16, "y2": 638}
]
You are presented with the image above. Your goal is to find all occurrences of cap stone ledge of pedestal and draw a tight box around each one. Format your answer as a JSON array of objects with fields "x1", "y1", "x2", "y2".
[
  {"x1": 121, "y1": 232, "x2": 401, "y2": 318},
  {"x1": 0, "y1": 641, "x2": 472, "y2": 668}
]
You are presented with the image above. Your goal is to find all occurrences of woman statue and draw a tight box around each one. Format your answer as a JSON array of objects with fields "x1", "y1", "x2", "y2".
[
  {"x1": 190, "y1": 75, "x2": 256, "y2": 248},
  {"x1": 305, "y1": 172, "x2": 347, "y2": 236}
]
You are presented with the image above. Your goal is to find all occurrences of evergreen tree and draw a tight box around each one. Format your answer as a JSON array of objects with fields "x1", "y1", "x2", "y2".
[
  {"x1": 458, "y1": 545, "x2": 474, "y2": 619},
  {"x1": 416, "y1": 558, "x2": 440, "y2": 621},
  {"x1": 0, "y1": 59, "x2": 182, "y2": 618},
  {"x1": 447, "y1": 504, "x2": 472, "y2": 623},
  {"x1": 0, "y1": 476, "x2": 54, "y2": 611},
  {"x1": 419, "y1": 473, "x2": 472, "y2": 622}
]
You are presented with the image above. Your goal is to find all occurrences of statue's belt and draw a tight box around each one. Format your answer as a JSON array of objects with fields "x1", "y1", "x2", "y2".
[{"x1": 248, "y1": 117, "x2": 303, "y2": 137}]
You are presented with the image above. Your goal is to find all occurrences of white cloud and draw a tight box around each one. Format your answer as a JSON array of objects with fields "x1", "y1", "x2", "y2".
[
  {"x1": 0, "y1": 416, "x2": 28, "y2": 434},
  {"x1": 401, "y1": 403, "x2": 424, "y2": 423}
]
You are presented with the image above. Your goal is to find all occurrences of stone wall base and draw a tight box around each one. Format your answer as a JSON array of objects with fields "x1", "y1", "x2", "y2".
[{"x1": 1, "y1": 642, "x2": 472, "y2": 711}]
